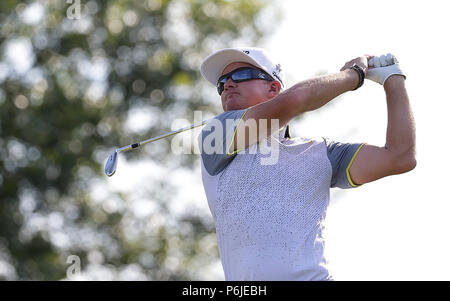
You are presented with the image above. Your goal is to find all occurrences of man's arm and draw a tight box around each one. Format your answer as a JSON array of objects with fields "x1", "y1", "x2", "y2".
[
  {"x1": 348, "y1": 75, "x2": 416, "y2": 185},
  {"x1": 230, "y1": 60, "x2": 362, "y2": 152}
]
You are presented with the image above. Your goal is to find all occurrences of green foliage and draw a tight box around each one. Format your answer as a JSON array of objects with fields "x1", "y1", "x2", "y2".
[{"x1": 0, "y1": 0, "x2": 278, "y2": 280}]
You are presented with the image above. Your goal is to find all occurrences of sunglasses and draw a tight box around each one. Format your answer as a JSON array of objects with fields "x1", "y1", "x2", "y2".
[{"x1": 217, "y1": 67, "x2": 275, "y2": 95}]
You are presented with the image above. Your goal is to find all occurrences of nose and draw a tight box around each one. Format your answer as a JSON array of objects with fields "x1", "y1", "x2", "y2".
[{"x1": 223, "y1": 77, "x2": 237, "y2": 91}]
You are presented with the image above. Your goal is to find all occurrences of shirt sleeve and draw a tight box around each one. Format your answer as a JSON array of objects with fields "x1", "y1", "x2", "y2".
[
  {"x1": 198, "y1": 108, "x2": 250, "y2": 176},
  {"x1": 323, "y1": 137, "x2": 367, "y2": 189}
]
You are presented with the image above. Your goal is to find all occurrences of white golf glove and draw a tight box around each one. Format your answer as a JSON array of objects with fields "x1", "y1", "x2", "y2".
[{"x1": 367, "y1": 53, "x2": 406, "y2": 85}]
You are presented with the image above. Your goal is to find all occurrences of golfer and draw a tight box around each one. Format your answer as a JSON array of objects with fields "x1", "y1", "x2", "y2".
[{"x1": 197, "y1": 47, "x2": 416, "y2": 281}]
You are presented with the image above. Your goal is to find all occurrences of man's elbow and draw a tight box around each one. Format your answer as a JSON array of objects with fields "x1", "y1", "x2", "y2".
[
  {"x1": 396, "y1": 155, "x2": 417, "y2": 173},
  {"x1": 405, "y1": 157, "x2": 417, "y2": 171}
]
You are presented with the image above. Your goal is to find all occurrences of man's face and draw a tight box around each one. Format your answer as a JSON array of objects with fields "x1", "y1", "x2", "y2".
[{"x1": 220, "y1": 62, "x2": 280, "y2": 111}]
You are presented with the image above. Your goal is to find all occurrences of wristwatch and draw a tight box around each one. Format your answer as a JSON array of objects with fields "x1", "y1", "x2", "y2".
[{"x1": 350, "y1": 63, "x2": 365, "y2": 90}]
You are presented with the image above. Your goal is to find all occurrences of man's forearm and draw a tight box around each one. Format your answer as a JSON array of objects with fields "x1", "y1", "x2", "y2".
[
  {"x1": 383, "y1": 76, "x2": 416, "y2": 162},
  {"x1": 280, "y1": 69, "x2": 359, "y2": 115}
]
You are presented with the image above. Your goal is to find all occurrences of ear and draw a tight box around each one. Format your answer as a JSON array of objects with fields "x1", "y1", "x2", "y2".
[{"x1": 268, "y1": 81, "x2": 281, "y2": 97}]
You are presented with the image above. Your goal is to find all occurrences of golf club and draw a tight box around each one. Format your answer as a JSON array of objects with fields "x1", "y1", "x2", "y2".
[
  {"x1": 105, "y1": 118, "x2": 212, "y2": 177},
  {"x1": 105, "y1": 55, "x2": 398, "y2": 177}
]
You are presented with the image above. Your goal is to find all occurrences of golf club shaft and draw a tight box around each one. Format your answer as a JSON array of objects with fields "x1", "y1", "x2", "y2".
[{"x1": 117, "y1": 118, "x2": 212, "y2": 153}]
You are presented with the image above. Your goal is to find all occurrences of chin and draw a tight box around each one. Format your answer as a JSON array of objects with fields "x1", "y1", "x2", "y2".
[{"x1": 225, "y1": 103, "x2": 243, "y2": 111}]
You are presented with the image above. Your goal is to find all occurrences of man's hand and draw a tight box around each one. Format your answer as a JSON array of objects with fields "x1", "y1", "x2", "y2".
[
  {"x1": 366, "y1": 53, "x2": 406, "y2": 86},
  {"x1": 340, "y1": 55, "x2": 373, "y2": 76}
]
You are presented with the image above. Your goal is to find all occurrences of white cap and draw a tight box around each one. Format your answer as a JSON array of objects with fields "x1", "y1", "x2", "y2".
[{"x1": 200, "y1": 47, "x2": 285, "y2": 88}]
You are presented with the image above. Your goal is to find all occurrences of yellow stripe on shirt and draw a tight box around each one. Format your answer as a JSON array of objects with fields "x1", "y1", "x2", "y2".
[
  {"x1": 227, "y1": 108, "x2": 251, "y2": 156},
  {"x1": 346, "y1": 143, "x2": 367, "y2": 187}
]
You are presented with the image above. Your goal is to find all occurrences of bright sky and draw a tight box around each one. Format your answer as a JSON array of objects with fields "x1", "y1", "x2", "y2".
[
  {"x1": 264, "y1": 0, "x2": 450, "y2": 280},
  {"x1": 106, "y1": 0, "x2": 450, "y2": 280}
]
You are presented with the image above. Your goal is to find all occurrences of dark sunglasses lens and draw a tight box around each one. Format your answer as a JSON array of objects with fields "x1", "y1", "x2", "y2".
[
  {"x1": 217, "y1": 83, "x2": 224, "y2": 95},
  {"x1": 231, "y1": 69, "x2": 253, "y2": 82},
  {"x1": 216, "y1": 68, "x2": 266, "y2": 95},
  {"x1": 218, "y1": 68, "x2": 252, "y2": 84}
]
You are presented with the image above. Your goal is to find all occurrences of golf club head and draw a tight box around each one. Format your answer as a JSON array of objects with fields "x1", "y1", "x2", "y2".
[{"x1": 104, "y1": 150, "x2": 119, "y2": 177}]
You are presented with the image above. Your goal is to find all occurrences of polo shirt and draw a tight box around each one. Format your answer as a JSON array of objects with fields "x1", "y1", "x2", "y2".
[{"x1": 198, "y1": 108, "x2": 366, "y2": 280}]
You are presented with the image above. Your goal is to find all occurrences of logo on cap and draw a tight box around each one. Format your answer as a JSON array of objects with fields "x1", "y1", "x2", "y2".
[
  {"x1": 274, "y1": 64, "x2": 282, "y2": 75},
  {"x1": 272, "y1": 64, "x2": 283, "y2": 86}
]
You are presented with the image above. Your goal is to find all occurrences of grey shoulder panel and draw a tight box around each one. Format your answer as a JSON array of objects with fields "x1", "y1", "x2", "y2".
[
  {"x1": 199, "y1": 109, "x2": 249, "y2": 176},
  {"x1": 323, "y1": 137, "x2": 367, "y2": 189}
]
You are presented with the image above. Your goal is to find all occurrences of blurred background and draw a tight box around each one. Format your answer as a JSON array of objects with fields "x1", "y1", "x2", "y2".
[
  {"x1": 0, "y1": 0, "x2": 281, "y2": 280},
  {"x1": 0, "y1": 0, "x2": 449, "y2": 280}
]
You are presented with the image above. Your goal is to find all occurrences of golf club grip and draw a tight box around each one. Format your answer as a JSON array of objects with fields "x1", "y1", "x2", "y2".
[{"x1": 368, "y1": 54, "x2": 397, "y2": 68}]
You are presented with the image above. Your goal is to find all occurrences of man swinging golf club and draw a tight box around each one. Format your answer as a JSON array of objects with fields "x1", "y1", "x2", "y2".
[{"x1": 197, "y1": 47, "x2": 416, "y2": 281}]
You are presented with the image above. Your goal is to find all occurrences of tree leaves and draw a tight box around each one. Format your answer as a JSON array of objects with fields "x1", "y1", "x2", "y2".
[{"x1": 0, "y1": 0, "x2": 277, "y2": 280}]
